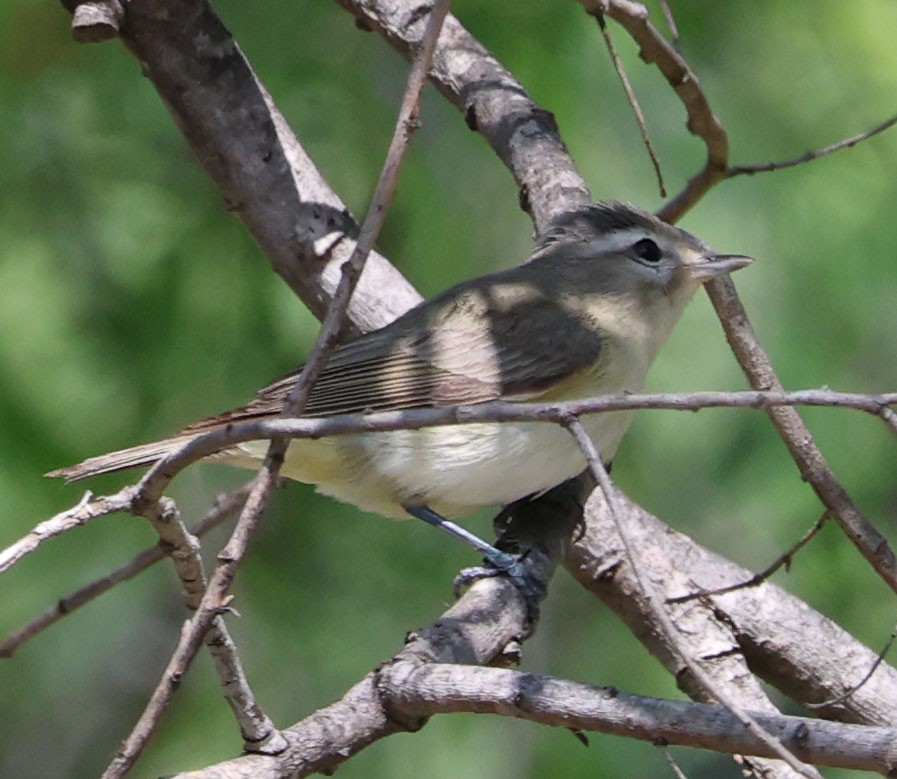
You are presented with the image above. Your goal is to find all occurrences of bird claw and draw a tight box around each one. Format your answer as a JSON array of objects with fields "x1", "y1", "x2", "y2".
[{"x1": 453, "y1": 551, "x2": 544, "y2": 624}]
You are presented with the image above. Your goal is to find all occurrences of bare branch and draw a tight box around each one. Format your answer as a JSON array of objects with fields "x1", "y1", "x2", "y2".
[
  {"x1": 170, "y1": 660, "x2": 897, "y2": 777},
  {"x1": 0, "y1": 486, "x2": 249, "y2": 658},
  {"x1": 578, "y1": 0, "x2": 729, "y2": 222},
  {"x1": 658, "y1": 0, "x2": 681, "y2": 53},
  {"x1": 100, "y1": 6, "x2": 454, "y2": 777},
  {"x1": 0, "y1": 489, "x2": 132, "y2": 574},
  {"x1": 660, "y1": 747, "x2": 689, "y2": 779},
  {"x1": 566, "y1": 487, "x2": 897, "y2": 728},
  {"x1": 167, "y1": 544, "x2": 546, "y2": 779},
  {"x1": 66, "y1": 0, "x2": 423, "y2": 334},
  {"x1": 587, "y1": 6, "x2": 897, "y2": 604},
  {"x1": 278, "y1": 0, "x2": 454, "y2": 420},
  {"x1": 807, "y1": 624, "x2": 897, "y2": 712},
  {"x1": 95, "y1": 388, "x2": 897, "y2": 503},
  {"x1": 728, "y1": 112, "x2": 897, "y2": 177},
  {"x1": 334, "y1": 0, "x2": 593, "y2": 230},
  {"x1": 562, "y1": 417, "x2": 815, "y2": 777},
  {"x1": 593, "y1": 11, "x2": 667, "y2": 196},
  {"x1": 155, "y1": 487, "x2": 897, "y2": 778},
  {"x1": 669, "y1": 512, "x2": 831, "y2": 603},
  {"x1": 101, "y1": 497, "x2": 286, "y2": 779},
  {"x1": 705, "y1": 276, "x2": 897, "y2": 599},
  {"x1": 381, "y1": 665, "x2": 893, "y2": 774}
]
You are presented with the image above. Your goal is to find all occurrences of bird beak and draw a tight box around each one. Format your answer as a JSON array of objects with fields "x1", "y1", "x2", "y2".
[{"x1": 688, "y1": 253, "x2": 754, "y2": 282}]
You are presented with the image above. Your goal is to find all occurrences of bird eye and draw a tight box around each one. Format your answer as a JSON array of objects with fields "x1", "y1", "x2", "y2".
[{"x1": 632, "y1": 238, "x2": 662, "y2": 264}]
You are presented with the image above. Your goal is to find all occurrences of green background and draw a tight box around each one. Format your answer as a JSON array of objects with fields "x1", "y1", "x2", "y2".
[{"x1": 1, "y1": 1, "x2": 896, "y2": 777}]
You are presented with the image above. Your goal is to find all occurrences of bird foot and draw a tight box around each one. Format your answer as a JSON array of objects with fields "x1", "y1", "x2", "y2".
[{"x1": 454, "y1": 550, "x2": 544, "y2": 624}]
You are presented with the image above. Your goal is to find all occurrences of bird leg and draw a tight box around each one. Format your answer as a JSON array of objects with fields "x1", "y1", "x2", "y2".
[{"x1": 403, "y1": 504, "x2": 544, "y2": 620}]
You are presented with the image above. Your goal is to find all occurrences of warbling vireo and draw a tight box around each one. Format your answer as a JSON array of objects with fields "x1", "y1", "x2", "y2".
[{"x1": 48, "y1": 202, "x2": 751, "y2": 561}]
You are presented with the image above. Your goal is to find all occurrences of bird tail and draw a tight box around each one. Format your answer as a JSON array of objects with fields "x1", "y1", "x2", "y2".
[{"x1": 45, "y1": 436, "x2": 196, "y2": 483}]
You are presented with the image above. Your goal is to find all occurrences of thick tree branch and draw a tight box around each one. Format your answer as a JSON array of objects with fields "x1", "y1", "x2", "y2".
[
  {"x1": 170, "y1": 670, "x2": 897, "y2": 778},
  {"x1": 99, "y1": 5, "x2": 453, "y2": 776},
  {"x1": 66, "y1": 0, "x2": 423, "y2": 333},
  {"x1": 563, "y1": 416, "x2": 816, "y2": 776},
  {"x1": 381, "y1": 666, "x2": 897, "y2": 774},
  {"x1": 166, "y1": 511, "x2": 558, "y2": 779},
  {"x1": 566, "y1": 487, "x2": 897, "y2": 728},
  {"x1": 155, "y1": 570, "x2": 897, "y2": 779}
]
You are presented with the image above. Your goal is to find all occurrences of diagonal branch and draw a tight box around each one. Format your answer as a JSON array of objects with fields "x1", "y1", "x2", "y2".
[
  {"x1": 562, "y1": 416, "x2": 816, "y2": 777},
  {"x1": 0, "y1": 488, "x2": 132, "y2": 574},
  {"x1": 728, "y1": 111, "x2": 897, "y2": 177},
  {"x1": 74, "y1": 0, "x2": 422, "y2": 333},
  {"x1": 566, "y1": 485, "x2": 897, "y2": 728},
  {"x1": 334, "y1": 0, "x2": 593, "y2": 230},
  {"x1": 705, "y1": 277, "x2": 897, "y2": 597},
  {"x1": 167, "y1": 524, "x2": 552, "y2": 779},
  {"x1": 114, "y1": 496, "x2": 287, "y2": 774},
  {"x1": 593, "y1": 11, "x2": 667, "y2": 197},
  {"x1": 99, "y1": 4, "x2": 454, "y2": 777},
  {"x1": 0, "y1": 485, "x2": 249, "y2": 658},
  {"x1": 577, "y1": 0, "x2": 729, "y2": 223}
]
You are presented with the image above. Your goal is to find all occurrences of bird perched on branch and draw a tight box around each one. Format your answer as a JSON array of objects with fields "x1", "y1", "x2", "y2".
[{"x1": 48, "y1": 202, "x2": 751, "y2": 567}]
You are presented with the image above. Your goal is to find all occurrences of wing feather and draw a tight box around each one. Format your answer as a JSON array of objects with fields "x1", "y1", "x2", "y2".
[
  {"x1": 180, "y1": 278, "x2": 604, "y2": 434},
  {"x1": 48, "y1": 262, "x2": 607, "y2": 482}
]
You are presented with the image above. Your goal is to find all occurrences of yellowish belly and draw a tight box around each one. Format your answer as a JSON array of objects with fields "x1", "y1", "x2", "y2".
[{"x1": 230, "y1": 409, "x2": 633, "y2": 519}]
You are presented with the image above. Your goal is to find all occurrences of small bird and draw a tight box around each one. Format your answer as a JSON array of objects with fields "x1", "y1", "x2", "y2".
[{"x1": 48, "y1": 202, "x2": 751, "y2": 561}]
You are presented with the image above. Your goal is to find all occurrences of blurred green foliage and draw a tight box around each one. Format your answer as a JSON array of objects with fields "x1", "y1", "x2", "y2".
[{"x1": 1, "y1": 1, "x2": 896, "y2": 777}]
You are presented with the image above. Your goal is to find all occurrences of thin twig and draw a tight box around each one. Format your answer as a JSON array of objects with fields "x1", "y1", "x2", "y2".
[
  {"x1": 102, "y1": 495, "x2": 287, "y2": 779},
  {"x1": 807, "y1": 623, "x2": 897, "y2": 710},
  {"x1": 334, "y1": 0, "x2": 593, "y2": 230},
  {"x1": 581, "y1": 0, "x2": 729, "y2": 222},
  {"x1": 658, "y1": 1, "x2": 681, "y2": 54},
  {"x1": 0, "y1": 489, "x2": 131, "y2": 573},
  {"x1": 704, "y1": 276, "x2": 897, "y2": 600},
  {"x1": 77, "y1": 388, "x2": 896, "y2": 498},
  {"x1": 594, "y1": 11, "x2": 666, "y2": 197},
  {"x1": 659, "y1": 746, "x2": 689, "y2": 779},
  {"x1": 728, "y1": 112, "x2": 897, "y2": 177},
  {"x1": 99, "y1": 5, "x2": 453, "y2": 777},
  {"x1": 667, "y1": 512, "x2": 831, "y2": 604},
  {"x1": 561, "y1": 415, "x2": 816, "y2": 777},
  {"x1": 0, "y1": 485, "x2": 249, "y2": 658}
]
